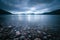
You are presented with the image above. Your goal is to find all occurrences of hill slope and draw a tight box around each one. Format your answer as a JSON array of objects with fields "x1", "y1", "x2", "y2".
[
  {"x1": 0, "y1": 9, "x2": 12, "y2": 15},
  {"x1": 43, "y1": 9, "x2": 60, "y2": 15}
]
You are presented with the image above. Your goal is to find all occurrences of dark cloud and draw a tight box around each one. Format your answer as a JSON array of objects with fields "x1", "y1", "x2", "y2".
[
  {"x1": 0, "y1": 0, "x2": 60, "y2": 13},
  {"x1": 29, "y1": 0, "x2": 54, "y2": 4}
]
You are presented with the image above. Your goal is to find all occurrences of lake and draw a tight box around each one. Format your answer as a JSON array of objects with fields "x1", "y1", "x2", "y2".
[{"x1": 0, "y1": 15, "x2": 60, "y2": 26}]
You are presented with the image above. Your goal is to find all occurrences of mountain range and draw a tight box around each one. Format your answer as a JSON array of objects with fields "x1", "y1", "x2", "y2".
[{"x1": 0, "y1": 9, "x2": 60, "y2": 15}]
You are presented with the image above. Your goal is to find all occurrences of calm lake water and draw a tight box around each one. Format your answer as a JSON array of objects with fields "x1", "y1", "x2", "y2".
[{"x1": 0, "y1": 15, "x2": 60, "y2": 26}]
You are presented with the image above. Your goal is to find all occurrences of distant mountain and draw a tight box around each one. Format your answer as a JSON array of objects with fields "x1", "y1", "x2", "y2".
[
  {"x1": 0, "y1": 9, "x2": 12, "y2": 15},
  {"x1": 43, "y1": 9, "x2": 60, "y2": 15}
]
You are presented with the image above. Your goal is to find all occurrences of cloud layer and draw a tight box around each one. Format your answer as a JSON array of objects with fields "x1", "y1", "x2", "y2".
[{"x1": 0, "y1": 0, "x2": 60, "y2": 14}]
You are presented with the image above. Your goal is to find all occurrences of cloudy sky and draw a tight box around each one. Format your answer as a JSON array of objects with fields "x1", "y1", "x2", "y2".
[{"x1": 0, "y1": 0, "x2": 60, "y2": 14}]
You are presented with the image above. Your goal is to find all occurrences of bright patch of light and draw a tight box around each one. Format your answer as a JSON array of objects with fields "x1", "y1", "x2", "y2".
[
  {"x1": 10, "y1": 7, "x2": 50, "y2": 15},
  {"x1": 29, "y1": 7, "x2": 36, "y2": 11},
  {"x1": 27, "y1": 15, "x2": 31, "y2": 21}
]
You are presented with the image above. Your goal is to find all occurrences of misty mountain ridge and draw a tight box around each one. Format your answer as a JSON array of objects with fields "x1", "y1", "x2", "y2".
[
  {"x1": 0, "y1": 9, "x2": 11, "y2": 15},
  {"x1": 0, "y1": 9, "x2": 60, "y2": 15},
  {"x1": 43, "y1": 9, "x2": 60, "y2": 15}
]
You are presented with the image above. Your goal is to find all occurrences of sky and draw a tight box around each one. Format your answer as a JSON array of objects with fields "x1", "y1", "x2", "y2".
[{"x1": 0, "y1": 0, "x2": 60, "y2": 14}]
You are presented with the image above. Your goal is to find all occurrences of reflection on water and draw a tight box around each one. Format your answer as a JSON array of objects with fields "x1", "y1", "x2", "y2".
[{"x1": 0, "y1": 15, "x2": 60, "y2": 26}]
